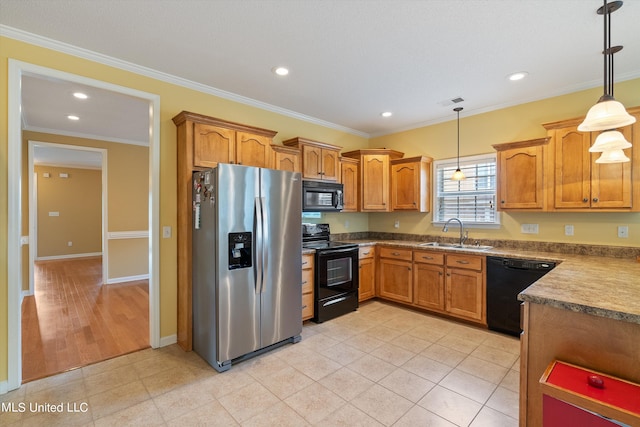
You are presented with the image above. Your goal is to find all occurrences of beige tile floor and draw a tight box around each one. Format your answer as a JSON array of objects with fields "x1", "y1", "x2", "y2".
[{"x1": 1, "y1": 301, "x2": 520, "y2": 426}]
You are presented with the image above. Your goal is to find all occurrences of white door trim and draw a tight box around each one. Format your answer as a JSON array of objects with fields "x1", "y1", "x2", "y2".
[{"x1": 7, "y1": 59, "x2": 161, "y2": 392}]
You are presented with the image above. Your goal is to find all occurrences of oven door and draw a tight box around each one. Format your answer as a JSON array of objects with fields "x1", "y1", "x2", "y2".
[{"x1": 315, "y1": 247, "x2": 359, "y2": 301}]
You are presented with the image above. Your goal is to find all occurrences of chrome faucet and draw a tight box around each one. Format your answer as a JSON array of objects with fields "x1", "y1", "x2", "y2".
[{"x1": 442, "y1": 217, "x2": 468, "y2": 245}]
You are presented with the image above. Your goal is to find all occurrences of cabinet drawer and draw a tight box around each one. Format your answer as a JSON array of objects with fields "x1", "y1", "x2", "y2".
[
  {"x1": 413, "y1": 250, "x2": 445, "y2": 265},
  {"x1": 446, "y1": 253, "x2": 483, "y2": 271},
  {"x1": 302, "y1": 254, "x2": 314, "y2": 270},
  {"x1": 379, "y1": 247, "x2": 413, "y2": 261},
  {"x1": 302, "y1": 269, "x2": 313, "y2": 293},
  {"x1": 359, "y1": 246, "x2": 375, "y2": 259},
  {"x1": 302, "y1": 292, "x2": 314, "y2": 319}
]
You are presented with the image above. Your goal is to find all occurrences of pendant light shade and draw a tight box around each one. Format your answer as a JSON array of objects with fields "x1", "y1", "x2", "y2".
[
  {"x1": 595, "y1": 148, "x2": 630, "y2": 163},
  {"x1": 578, "y1": 0, "x2": 636, "y2": 132},
  {"x1": 452, "y1": 107, "x2": 465, "y2": 181},
  {"x1": 588, "y1": 130, "x2": 631, "y2": 153}
]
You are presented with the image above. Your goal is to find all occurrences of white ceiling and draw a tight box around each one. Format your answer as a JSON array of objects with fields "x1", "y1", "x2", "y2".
[{"x1": 2, "y1": 0, "x2": 640, "y2": 144}]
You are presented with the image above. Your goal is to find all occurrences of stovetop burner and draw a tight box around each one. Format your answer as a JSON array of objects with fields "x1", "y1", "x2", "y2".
[{"x1": 301, "y1": 223, "x2": 357, "y2": 251}]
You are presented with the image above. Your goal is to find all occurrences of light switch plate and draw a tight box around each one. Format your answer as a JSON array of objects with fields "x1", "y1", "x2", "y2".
[{"x1": 163, "y1": 226, "x2": 172, "y2": 238}]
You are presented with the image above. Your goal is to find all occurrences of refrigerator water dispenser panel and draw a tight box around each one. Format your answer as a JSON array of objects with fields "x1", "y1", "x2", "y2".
[{"x1": 228, "y1": 232, "x2": 252, "y2": 270}]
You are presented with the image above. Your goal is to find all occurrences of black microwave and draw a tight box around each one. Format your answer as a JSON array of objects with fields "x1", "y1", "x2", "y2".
[{"x1": 302, "y1": 180, "x2": 344, "y2": 212}]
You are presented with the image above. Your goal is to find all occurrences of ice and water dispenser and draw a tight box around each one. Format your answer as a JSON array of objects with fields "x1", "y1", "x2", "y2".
[{"x1": 228, "y1": 232, "x2": 252, "y2": 270}]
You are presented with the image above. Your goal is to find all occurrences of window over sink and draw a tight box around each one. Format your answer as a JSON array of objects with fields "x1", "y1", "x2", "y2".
[{"x1": 433, "y1": 153, "x2": 499, "y2": 227}]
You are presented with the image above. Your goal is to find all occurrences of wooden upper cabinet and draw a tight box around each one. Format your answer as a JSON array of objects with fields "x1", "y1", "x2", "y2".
[
  {"x1": 390, "y1": 156, "x2": 432, "y2": 212},
  {"x1": 342, "y1": 149, "x2": 404, "y2": 212},
  {"x1": 271, "y1": 145, "x2": 300, "y2": 172},
  {"x1": 283, "y1": 137, "x2": 341, "y2": 181},
  {"x1": 193, "y1": 123, "x2": 235, "y2": 168},
  {"x1": 236, "y1": 132, "x2": 272, "y2": 168},
  {"x1": 340, "y1": 157, "x2": 359, "y2": 212},
  {"x1": 493, "y1": 138, "x2": 549, "y2": 210},
  {"x1": 542, "y1": 106, "x2": 639, "y2": 212}
]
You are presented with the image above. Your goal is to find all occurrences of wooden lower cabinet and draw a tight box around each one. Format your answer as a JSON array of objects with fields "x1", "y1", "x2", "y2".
[
  {"x1": 301, "y1": 253, "x2": 314, "y2": 321},
  {"x1": 358, "y1": 246, "x2": 376, "y2": 302},
  {"x1": 413, "y1": 250, "x2": 445, "y2": 311},
  {"x1": 376, "y1": 246, "x2": 486, "y2": 325},
  {"x1": 378, "y1": 247, "x2": 413, "y2": 303}
]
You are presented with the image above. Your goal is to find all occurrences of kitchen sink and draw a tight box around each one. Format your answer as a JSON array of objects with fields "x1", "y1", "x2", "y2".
[{"x1": 417, "y1": 242, "x2": 493, "y2": 251}]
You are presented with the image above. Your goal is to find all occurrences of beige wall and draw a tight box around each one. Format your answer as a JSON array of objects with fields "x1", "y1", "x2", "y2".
[{"x1": 35, "y1": 166, "x2": 102, "y2": 258}]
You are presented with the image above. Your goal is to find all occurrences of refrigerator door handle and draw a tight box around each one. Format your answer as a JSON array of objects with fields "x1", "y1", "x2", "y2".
[
  {"x1": 254, "y1": 196, "x2": 264, "y2": 294},
  {"x1": 260, "y1": 196, "x2": 269, "y2": 294}
]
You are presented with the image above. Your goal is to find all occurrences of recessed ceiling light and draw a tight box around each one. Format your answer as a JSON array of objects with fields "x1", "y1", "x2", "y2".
[
  {"x1": 73, "y1": 92, "x2": 88, "y2": 99},
  {"x1": 508, "y1": 71, "x2": 529, "y2": 81},
  {"x1": 67, "y1": 115, "x2": 80, "y2": 121},
  {"x1": 272, "y1": 66, "x2": 289, "y2": 76},
  {"x1": 381, "y1": 111, "x2": 393, "y2": 118}
]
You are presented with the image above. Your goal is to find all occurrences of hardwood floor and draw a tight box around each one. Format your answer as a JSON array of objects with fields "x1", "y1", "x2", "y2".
[{"x1": 21, "y1": 256, "x2": 149, "y2": 383}]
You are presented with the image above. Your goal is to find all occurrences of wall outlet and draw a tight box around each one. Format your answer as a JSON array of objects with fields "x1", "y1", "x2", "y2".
[
  {"x1": 48, "y1": 211, "x2": 59, "y2": 217},
  {"x1": 394, "y1": 220, "x2": 400, "y2": 229},
  {"x1": 344, "y1": 220, "x2": 349, "y2": 229},
  {"x1": 618, "y1": 225, "x2": 629, "y2": 238},
  {"x1": 521, "y1": 224, "x2": 539, "y2": 234},
  {"x1": 67, "y1": 241, "x2": 73, "y2": 247},
  {"x1": 565, "y1": 225, "x2": 574, "y2": 236},
  {"x1": 162, "y1": 226, "x2": 172, "y2": 238}
]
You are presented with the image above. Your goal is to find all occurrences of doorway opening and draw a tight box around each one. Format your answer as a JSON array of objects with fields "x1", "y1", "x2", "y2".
[{"x1": 7, "y1": 60, "x2": 161, "y2": 391}]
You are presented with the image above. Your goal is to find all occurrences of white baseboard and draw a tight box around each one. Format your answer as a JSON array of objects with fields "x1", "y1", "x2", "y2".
[
  {"x1": 106, "y1": 274, "x2": 149, "y2": 285},
  {"x1": 159, "y1": 334, "x2": 177, "y2": 348},
  {"x1": 36, "y1": 252, "x2": 102, "y2": 261}
]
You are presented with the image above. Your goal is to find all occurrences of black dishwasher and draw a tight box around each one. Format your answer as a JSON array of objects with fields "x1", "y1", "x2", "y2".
[{"x1": 486, "y1": 256, "x2": 556, "y2": 337}]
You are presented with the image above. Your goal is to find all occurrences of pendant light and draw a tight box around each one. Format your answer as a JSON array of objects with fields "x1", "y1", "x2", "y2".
[
  {"x1": 452, "y1": 107, "x2": 465, "y2": 181},
  {"x1": 578, "y1": 0, "x2": 635, "y2": 132}
]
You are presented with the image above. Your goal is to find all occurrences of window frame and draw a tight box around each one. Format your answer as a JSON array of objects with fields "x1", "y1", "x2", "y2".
[{"x1": 432, "y1": 153, "x2": 500, "y2": 229}]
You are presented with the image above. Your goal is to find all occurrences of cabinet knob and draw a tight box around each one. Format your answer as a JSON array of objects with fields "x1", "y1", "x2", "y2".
[
  {"x1": 583, "y1": 198, "x2": 589, "y2": 203},
  {"x1": 501, "y1": 200, "x2": 505, "y2": 203},
  {"x1": 593, "y1": 197, "x2": 599, "y2": 203},
  {"x1": 407, "y1": 267, "x2": 411, "y2": 271}
]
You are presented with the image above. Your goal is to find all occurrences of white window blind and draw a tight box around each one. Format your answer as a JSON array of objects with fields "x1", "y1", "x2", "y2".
[{"x1": 433, "y1": 154, "x2": 498, "y2": 225}]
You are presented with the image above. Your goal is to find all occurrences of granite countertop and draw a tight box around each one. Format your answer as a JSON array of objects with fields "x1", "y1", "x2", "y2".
[{"x1": 339, "y1": 239, "x2": 640, "y2": 325}]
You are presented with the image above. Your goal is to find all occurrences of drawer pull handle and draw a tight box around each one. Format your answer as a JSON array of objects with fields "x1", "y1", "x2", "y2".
[
  {"x1": 302, "y1": 261, "x2": 308, "y2": 266},
  {"x1": 362, "y1": 251, "x2": 371, "y2": 255},
  {"x1": 422, "y1": 256, "x2": 434, "y2": 260},
  {"x1": 456, "y1": 260, "x2": 470, "y2": 264},
  {"x1": 302, "y1": 280, "x2": 308, "y2": 285},
  {"x1": 302, "y1": 305, "x2": 307, "y2": 309},
  {"x1": 392, "y1": 252, "x2": 401, "y2": 256}
]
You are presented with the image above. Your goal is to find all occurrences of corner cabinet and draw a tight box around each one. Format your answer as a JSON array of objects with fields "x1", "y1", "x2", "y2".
[
  {"x1": 342, "y1": 149, "x2": 404, "y2": 212},
  {"x1": 283, "y1": 137, "x2": 340, "y2": 182},
  {"x1": 493, "y1": 138, "x2": 550, "y2": 210},
  {"x1": 172, "y1": 111, "x2": 278, "y2": 351},
  {"x1": 542, "y1": 106, "x2": 640, "y2": 212},
  {"x1": 390, "y1": 156, "x2": 432, "y2": 212}
]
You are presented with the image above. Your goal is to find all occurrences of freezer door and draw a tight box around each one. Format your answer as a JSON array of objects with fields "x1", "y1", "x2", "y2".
[
  {"x1": 260, "y1": 168, "x2": 303, "y2": 347},
  {"x1": 216, "y1": 164, "x2": 261, "y2": 362}
]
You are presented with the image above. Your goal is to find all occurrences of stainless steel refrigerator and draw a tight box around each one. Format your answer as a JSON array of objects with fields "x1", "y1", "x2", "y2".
[{"x1": 192, "y1": 164, "x2": 302, "y2": 372}]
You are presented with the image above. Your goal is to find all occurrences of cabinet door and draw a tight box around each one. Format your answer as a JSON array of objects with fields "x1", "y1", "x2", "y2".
[
  {"x1": 554, "y1": 128, "x2": 591, "y2": 209},
  {"x1": 359, "y1": 257, "x2": 376, "y2": 301},
  {"x1": 301, "y1": 145, "x2": 323, "y2": 180},
  {"x1": 361, "y1": 154, "x2": 390, "y2": 211},
  {"x1": 236, "y1": 132, "x2": 272, "y2": 168},
  {"x1": 499, "y1": 145, "x2": 544, "y2": 209},
  {"x1": 273, "y1": 149, "x2": 300, "y2": 172},
  {"x1": 378, "y1": 258, "x2": 412, "y2": 303},
  {"x1": 414, "y1": 263, "x2": 445, "y2": 311},
  {"x1": 391, "y1": 162, "x2": 419, "y2": 210},
  {"x1": 591, "y1": 126, "x2": 632, "y2": 208},
  {"x1": 341, "y1": 160, "x2": 359, "y2": 212},
  {"x1": 321, "y1": 149, "x2": 339, "y2": 181},
  {"x1": 445, "y1": 267, "x2": 484, "y2": 322},
  {"x1": 193, "y1": 123, "x2": 235, "y2": 168}
]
